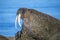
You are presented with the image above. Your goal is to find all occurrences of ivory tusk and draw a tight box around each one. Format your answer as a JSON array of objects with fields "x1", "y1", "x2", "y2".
[{"x1": 15, "y1": 14, "x2": 21, "y2": 29}]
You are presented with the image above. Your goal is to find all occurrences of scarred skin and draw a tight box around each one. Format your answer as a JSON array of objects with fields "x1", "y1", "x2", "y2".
[{"x1": 15, "y1": 8, "x2": 60, "y2": 40}]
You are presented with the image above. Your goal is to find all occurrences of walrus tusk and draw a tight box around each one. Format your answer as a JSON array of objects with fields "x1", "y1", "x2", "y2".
[
  {"x1": 15, "y1": 16, "x2": 18, "y2": 29},
  {"x1": 15, "y1": 14, "x2": 21, "y2": 29}
]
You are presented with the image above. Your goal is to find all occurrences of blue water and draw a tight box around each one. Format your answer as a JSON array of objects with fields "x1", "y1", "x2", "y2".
[{"x1": 0, "y1": 0, "x2": 60, "y2": 37}]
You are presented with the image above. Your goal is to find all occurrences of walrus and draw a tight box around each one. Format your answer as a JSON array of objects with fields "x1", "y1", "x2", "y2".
[
  {"x1": 15, "y1": 8, "x2": 60, "y2": 40},
  {"x1": 0, "y1": 35, "x2": 9, "y2": 40}
]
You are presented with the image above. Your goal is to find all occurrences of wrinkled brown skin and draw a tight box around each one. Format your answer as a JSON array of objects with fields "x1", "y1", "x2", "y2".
[
  {"x1": 15, "y1": 8, "x2": 60, "y2": 40},
  {"x1": 0, "y1": 35, "x2": 9, "y2": 40}
]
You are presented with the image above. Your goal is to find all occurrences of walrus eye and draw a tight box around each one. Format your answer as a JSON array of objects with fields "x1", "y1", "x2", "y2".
[{"x1": 21, "y1": 9, "x2": 26, "y2": 14}]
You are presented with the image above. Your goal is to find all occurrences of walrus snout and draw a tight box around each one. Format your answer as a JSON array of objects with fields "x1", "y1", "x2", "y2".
[
  {"x1": 15, "y1": 8, "x2": 28, "y2": 29},
  {"x1": 15, "y1": 8, "x2": 32, "y2": 29}
]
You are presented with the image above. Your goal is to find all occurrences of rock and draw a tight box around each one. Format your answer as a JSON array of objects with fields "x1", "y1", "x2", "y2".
[{"x1": 0, "y1": 35, "x2": 9, "y2": 40}]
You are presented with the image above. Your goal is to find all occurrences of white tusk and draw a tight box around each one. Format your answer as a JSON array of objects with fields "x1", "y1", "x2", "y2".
[
  {"x1": 18, "y1": 14, "x2": 21, "y2": 27},
  {"x1": 15, "y1": 16, "x2": 18, "y2": 29},
  {"x1": 15, "y1": 14, "x2": 21, "y2": 29}
]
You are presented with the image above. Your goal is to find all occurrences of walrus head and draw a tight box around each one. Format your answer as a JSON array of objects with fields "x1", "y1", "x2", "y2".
[{"x1": 15, "y1": 8, "x2": 33, "y2": 29}]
